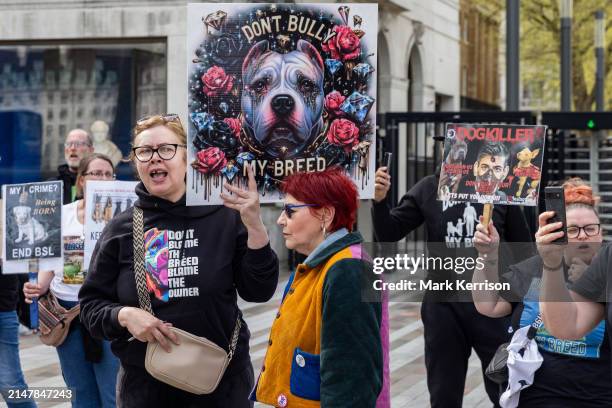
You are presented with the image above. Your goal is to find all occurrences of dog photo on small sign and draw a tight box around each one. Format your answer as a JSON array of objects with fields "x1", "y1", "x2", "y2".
[
  {"x1": 186, "y1": 3, "x2": 378, "y2": 205},
  {"x1": 2, "y1": 181, "x2": 62, "y2": 262}
]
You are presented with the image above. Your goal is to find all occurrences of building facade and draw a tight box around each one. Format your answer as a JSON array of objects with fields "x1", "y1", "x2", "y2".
[{"x1": 458, "y1": 0, "x2": 501, "y2": 111}]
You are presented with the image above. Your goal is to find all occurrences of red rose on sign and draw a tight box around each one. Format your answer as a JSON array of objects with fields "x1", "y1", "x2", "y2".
[
  {"x1": 193, "y1": 147, "x2": 227, "y2": 174},
  {"x1": 201, "y1": 66, "x2": 234, "y2": 97},
  {"x1": 327, "y1": 119, "x2": 360, "y2": 152},
  {"x1": 325, "y1": 91, "x2": 346, "y2": 117},
  {"x1": 223, "y1": 118, "x2": 242, "y2": 138},
  {"x1": 322, "y1": 25, "x2": 361, "y2": 61}
]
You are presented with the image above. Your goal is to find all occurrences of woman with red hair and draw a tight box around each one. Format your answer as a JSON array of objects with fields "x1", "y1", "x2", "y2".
[
  {"x1": 251, "y1": 167, "x2": 385, "y2": 408},
  {"x1": 472, "y1": 178, "x2": 612, "y2": 407}
]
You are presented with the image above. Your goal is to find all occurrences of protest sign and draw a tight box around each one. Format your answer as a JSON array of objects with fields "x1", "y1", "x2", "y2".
[
  {"x1": 186, "y1": 3, "x2": 378, "y2": 204},
  {"x1": 83, "y1": 180, "x2": 138, "y2": 271},
  {"x1": 2, "y1": 181, "x2": 62, "y2": 262},
  {"x1": 437, "y1": 123, "x2": 547, "y2": 206}
]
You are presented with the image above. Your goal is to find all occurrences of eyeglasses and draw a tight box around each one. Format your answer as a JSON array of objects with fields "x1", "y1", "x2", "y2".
[
  {"x1": 83, "y1": 171, "x2": 116, "y2": 180},
  {"x1": 132, "y1": 143, "x2": 187, "y2": 162},
  {"x1": 567, "y1": 224, "x2": 601, "y2": 238},
  {"x1": 64, "y1": 141, "x2": 91, "y2": 148},
  {"x1": 136, "y1": 113, "x2": 181, "y2": 125},
  {"x1": 282, "y1": 203, "x2": 318, "y2": 219}
]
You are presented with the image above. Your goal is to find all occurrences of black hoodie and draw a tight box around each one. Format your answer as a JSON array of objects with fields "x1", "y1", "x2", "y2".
[
  {"x1": 79, "y1": 183, "x2": 279, "y2": 376},
  {"x1": 372, "y1": 174, "x2": 534, "y2": 281}
]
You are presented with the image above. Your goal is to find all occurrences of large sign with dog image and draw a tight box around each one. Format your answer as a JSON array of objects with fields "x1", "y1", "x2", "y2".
[
  {"x1": 186, "y1": 3, "x2": 378, "y2": 205},
  {"x1": 437, "y1": 123, "x2": 547, "y2": 206},
  {"x1": 83, "y1": 180, "x2": 138, "y2": 272},
  {"x1": 2, "y1": 181, "x2": 62, "y2": 262}
]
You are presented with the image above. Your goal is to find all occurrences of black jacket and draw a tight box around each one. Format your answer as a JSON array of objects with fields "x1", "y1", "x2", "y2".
[
  {"x1": 79, "y1": 183, "x2": 279, "y2": 376},
  {"x1": 55, "y1": 164, "x2": 77, "y2": 204},
  {"x1": 0, "y1": 272, "x2": 18, "y2": 312}
]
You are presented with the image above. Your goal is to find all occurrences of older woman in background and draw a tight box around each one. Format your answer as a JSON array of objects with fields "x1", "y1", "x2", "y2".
[{"x1": 252, "y1": 167, "x2": 386, "y2": 408}]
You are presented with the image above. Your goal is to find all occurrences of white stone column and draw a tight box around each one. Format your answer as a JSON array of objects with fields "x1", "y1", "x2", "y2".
[{"x1": 167, "y1": 35, "x2": 188, "y2": 123}]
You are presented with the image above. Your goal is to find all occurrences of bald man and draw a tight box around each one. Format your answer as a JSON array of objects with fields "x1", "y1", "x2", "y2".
[{"x1": 56, "y1": 129, "x2": 94, "y2": 203}]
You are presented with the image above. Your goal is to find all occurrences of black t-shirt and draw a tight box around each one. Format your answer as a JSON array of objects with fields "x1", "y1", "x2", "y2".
[
  {"x1": 0, "y1": 270, "x2": 19, "y2": 312},
  {"x1": 501, "y1": 255, "x2": 612, "y2": 407}
]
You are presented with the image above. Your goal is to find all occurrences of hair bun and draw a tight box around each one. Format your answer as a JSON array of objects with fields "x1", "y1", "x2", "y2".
[{"x1": 562, "y1": 177, "x2": 599, "y2": 206}]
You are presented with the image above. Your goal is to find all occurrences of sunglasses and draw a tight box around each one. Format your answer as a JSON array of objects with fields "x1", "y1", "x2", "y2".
[
  {"x1": 136, "y1": 113, "x2": 181, "y2": 125},
  {"x1": 282, "y1": 203, "x2": 318, "y2": 219}
]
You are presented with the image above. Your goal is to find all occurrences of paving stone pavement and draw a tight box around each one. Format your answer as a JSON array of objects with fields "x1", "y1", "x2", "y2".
[{"x1": 2, "y1": 272, "x2": 491, "y2": 407}]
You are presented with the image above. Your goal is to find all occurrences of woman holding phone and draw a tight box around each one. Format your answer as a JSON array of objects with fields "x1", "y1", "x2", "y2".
[{"x1": 473, "y1": 178, "x2": 612, "y2": 407}]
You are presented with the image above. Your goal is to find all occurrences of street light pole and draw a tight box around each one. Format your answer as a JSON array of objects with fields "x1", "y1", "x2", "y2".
[
  {"x1": 592, "y1": 10, "x2": 605, "y2": 193},
  {"x1": 506, "y1": 0, "x2": 519, "y2": 110},
  {"x1": 595, "y1": 10, "x2": 605, "y2": 112},
  {"x1": 560, "y1": 0, "x2": 572, "y2": 111}
]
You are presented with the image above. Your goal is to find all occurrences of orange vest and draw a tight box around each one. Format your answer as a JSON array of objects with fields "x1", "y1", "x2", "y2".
[{"x1": 255, "y1": 245, "x2": 358, "y2": 407}]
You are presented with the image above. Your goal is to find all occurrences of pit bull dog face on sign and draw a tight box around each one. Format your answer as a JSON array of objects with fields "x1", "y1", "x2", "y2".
[
  {"x1": 448, "y1": 139, "x2": 467, "y2": 163},
  {"x1": 241, "y1": 39, "x2": 325, "y2": 159}
]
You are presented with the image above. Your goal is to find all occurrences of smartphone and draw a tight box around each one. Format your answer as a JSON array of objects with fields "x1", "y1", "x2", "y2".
[
  {"x1": 384, "y1": 152, "x2": 393, "y2": 172},
  {"x1": 544, "y1": 186, "x2": 568, "y2": 244}
]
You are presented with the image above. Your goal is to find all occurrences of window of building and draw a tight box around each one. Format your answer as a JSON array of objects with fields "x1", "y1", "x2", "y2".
[
  {"x1": 462, "y1": 13, "x2": 469, "y2": 42},
  {"x1": 0, "y1": 41, "x2": 166, "y2": 184}
]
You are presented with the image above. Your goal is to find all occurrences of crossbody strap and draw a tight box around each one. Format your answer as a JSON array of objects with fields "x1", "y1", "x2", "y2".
[
  {"x1": 227, "y1": 317, "x2": 242, "y2": 360},
  {"x1": 132, "y1": 206, "x2": 242, "y2": 357},
  {"x1": 133, "y1": 206, "x2": 153, "y2": 315}
]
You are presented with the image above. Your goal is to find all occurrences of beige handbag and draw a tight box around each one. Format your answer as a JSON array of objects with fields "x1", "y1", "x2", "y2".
[{"x1": 133, "y1": 206, "x2": 241, "y2": 395}]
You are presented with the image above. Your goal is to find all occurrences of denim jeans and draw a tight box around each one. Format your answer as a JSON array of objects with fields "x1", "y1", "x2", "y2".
[
  {"x1": 56, "y1": 300, "x2": 119, "y2": 408},
  {"x1": 0, "y1": 310, "x2": 37, "y2": 408}
]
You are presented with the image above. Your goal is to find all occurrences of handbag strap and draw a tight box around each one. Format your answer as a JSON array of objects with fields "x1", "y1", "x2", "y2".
[
  {"x1": 133, "y1": 206, "x2": 153, "y2": 315},
  {"x1": 132, "y1": 206, "x2": 242, "y2": 358},
  {"x1": 227, "y1": 317, "x2": 242, "y2": 360}
]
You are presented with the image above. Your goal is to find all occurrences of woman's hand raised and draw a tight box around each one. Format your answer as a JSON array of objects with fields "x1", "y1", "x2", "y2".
[
  {"x1": 473, "y1": 216, "x2": 500, "y2": 259},
  {"x1": 535, "y1": 211, "x2": 566, "y2": 269},
  {"x1": 221, "y1": 164, "x2": 269, "y2": 248}
]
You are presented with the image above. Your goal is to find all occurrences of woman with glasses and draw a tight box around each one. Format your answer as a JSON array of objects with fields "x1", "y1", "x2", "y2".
[
  {"x1": 472, "y1": 178, "x2": 612, "y2": 407},
  {"x1": 79, "y1": 114, "x2": 279, "y2": 407},
  {"x1": 252, "y1": 167, "x2": 385, "y2": 408},
  {"x1": 23, "y1": 153, "x2": 119, "y2": 408}
]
